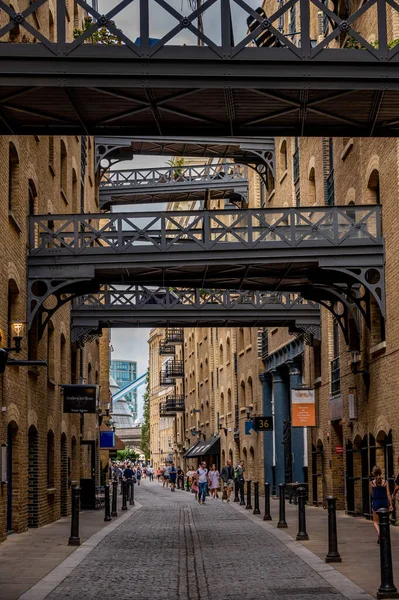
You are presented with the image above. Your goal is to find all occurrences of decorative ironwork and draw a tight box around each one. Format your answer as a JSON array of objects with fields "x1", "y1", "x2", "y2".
[
  {"x1": 70, "y1": 326, "x2": 102, "y2": 348},
  {"x1": 159, "y1": 371, "x2": 176, "y2": 387},
  {"x1": 27, "y1": 206, "x2": 385, "y2": 330},
  {"x1": 99, "y1": 163, "x2": 248, "y2": 208},
  {"x1": 165, "y1": 395, "x2": 185, "y2": 412},
  {"x1": 289, "y1": 324, "x2": 321, "y2": 347},
  {"x1": 165, "y1": 328, "x2": 184, "y2": 345},
  {"x1": 164, "y1": 360, "x2": 184, "y2": 378},
  {"x1": 1, "y1": 2, "x2": 399, "y2": 136},
  {"x1": 159, "y1": 402, "x2": 176, "y2": 417},
  {"x1": 159, "y1": 342, "x2": 176, "y2": 356}
]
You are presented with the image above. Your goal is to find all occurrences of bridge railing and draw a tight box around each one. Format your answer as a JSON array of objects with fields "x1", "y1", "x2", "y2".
[
  {"x1": 100, "y1": 163, "x2": 247, "y2": 190},
  {"x1": 29, "y1": 205, "x2": 382, "y2": 255},
  {"x1": 0, "y1": 0, "x2": 396, "y2": 62}
]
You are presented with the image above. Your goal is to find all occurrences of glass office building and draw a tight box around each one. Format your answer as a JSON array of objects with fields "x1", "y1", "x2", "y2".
[{"x1": 110, "y1": 360, "x2": 138, "y2": 419}]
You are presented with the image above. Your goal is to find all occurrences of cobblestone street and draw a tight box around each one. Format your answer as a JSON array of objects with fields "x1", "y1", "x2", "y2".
[{"x1": 42, "y1": 482, "x2": 371, "y2": 600}]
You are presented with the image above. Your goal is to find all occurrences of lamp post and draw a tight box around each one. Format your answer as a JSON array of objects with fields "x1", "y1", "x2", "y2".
[{"x1": 0, "y1": 322, "x2": 25, "y2": 373}]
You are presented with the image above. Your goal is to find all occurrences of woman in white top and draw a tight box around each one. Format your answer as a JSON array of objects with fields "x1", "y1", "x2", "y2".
[{"x1": 208, "y1": 464, "x2": 220, "y2": 499}]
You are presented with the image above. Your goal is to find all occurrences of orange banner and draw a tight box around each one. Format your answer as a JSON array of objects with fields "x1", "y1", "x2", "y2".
[{"x1": 291, "y1": 388, "x2": 316, "y2": 427}]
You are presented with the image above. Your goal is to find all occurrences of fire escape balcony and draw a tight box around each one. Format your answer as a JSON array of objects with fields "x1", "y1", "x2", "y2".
[
  {"x1": 165, "y1": 396, "x2": 185, "y2": 412},
  {"x1": 159, "y1": 402, "x2": 176, "y2": 418},
  {"x1": 159, "y1": 371, "x2": 176, "y2": 387},
  {"x1": 165, "y1": 328, "x2": 184, "y2": 345},
  {"x1": 164, "y1": 360, "x2": 184, "y2": 378},
  {"x1": 159, "y1": 342, "x2": 176, "y2": 356}
]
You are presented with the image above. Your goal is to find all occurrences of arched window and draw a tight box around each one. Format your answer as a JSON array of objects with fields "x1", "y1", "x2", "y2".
[
  {"x1": 247, "y1": 376, "x2": 254, "y2": 405},
  {"x1": 366, "y1": 169, "x2": 380, "y2": 205},
  {"x1": 226, "y1": 337, "x2": 231, "y2": 363},
  {"x1": 227, "y1": 388, "x2": 232, "y2": 413},
  {"x1": 219, "y1": 344, "x2": 223, "y2": 366},
  {"x1": 220, "y1": 392, "x2": 225, "y2": 416},
  {"x1": 238, "y1": 328, "x2": 244, "y2": 352},
  {"x1": 72, "y1": 168, "x2": 79, "y2": 213},
  {"x1": 240, "y1": 381, "x2": 246, "y2": 407},
  {"x1": 280, "y1": 140, "x2": 288, "y2": 173},
  {"x1": 60, "y1": 333, "x2": 67, "y2": 378},
  {"x1": 60, "y1": 140, "x2": 68, "y2": 197},
  {"x1": 47, "y1": 430, "x2": 55, "y2": 488},
  {"x1": 49, "y1": 10, "x2": 55, "y2": 43},
  {"x1": 309, "y1": 167, "x2": 316, "y2": 204},
  {"x1": 8, "y1": 143, "x2": 19, "y2": 213}
]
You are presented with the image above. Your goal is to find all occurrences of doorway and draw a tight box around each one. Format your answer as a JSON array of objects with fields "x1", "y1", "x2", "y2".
[
  {"x1": 61, "y1": 434, "x2": 68, "y2": 517},
  {"x1": 7, "y1": 422, "x2": 18, "y2": 533},
  {"x1": 28, "y1": 426, "x2": 39, "y2": 528}
]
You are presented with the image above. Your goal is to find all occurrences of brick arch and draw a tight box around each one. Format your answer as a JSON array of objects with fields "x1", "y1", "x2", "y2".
[
  {"x1": 6, "y1": 403, "x2": 20, "y2": 426},
  {"x1": 7, "y1": 262, "x2": 22, "y2": 294},
  {"x1": 47, "y1": 415, "x2": 56, "y2": 433},
  {"x1": 27, "y1": 409, "x2": 39, "y2": 431},
  {"x1": 315, "y1": 429, "x2": 324, "y2": 446},
  {"x1": 373, "y1": 415, "x2": 391, "y2": 441},
  {"x1": 61, "y1": 419, "x2": 68, "y2": 435},
  {"x1": 345, "y1": 187, "x2": 356, "y2": 204},
  {"x1": 352, "y1": 422, "x2": 367, "y2": 443},
  {"x1": 307, "y1": 156, "x2": 316, "y2": 179},
  {"x1": 365, "y1": 155, "x2": 380, "y2": 186}
]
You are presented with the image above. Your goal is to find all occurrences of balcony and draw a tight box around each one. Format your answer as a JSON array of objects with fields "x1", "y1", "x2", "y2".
[
  {"x1": 165, "y1": 360, "x2": 184, "y2": 378},
  {"x1": 159, "y1": 342, "x2": 176, "y2": 356},
  {"x1": 159, "y1": 402, "x2": 176, "y2": 418},
  {"x1": 159, "y1": 371, "x2": 176, "y2": 387},
  {"x1": 165, "y1": 328, "x2": 184, "y2": 345},
  {"x1": 165, "y1": 395, "x2": 185, "y2": 412}
]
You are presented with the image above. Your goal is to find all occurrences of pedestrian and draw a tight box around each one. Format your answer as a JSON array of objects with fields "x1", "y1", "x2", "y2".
[
  {"x1": 191, "y1": 469, "x2": 199, "y2": 500},
  {"x1": 208, "y1": 464, "x2": 220, "y2": 499},
  {"x1": 235, "y1": 460, "x2": 246, "y2": 486},
  {"x1": 197, "y1": 461, "x2": 209, "y2": 505},
  {"x1": 169, "y1": 462, "x2": 177, "y2": 491},
  {"x1": 370, "y1": 465, "x2": 393, "y2": 544},
  {"x1": 163, "y1": 463, "x2": 171, "y2": 488},
  {"x1": 136, "y1": 465, "x2": 142, "y2": 486},
  {"x1": 220, "y1": 459, "x2": 235, "y2": 502},
  {"x1": 157, "y1": 467, "x2": 161, "y2": 482},
  {"x1": 177, "y1": 467, "x2": 184, "y2": 489}
]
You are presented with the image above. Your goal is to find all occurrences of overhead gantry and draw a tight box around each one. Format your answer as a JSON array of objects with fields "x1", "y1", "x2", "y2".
[
  {"x1": 1, "y1": 0, "x2": 399, "y2": 136},
  {"x1": 99, "y1": 162, "x2": 249, "y2": 209},
  {"x1": 28, "y1": 204, "x2": 384, "y2": 348}
]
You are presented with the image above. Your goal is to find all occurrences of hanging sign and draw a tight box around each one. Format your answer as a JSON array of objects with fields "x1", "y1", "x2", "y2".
[
  {"x1": 292, "y1": 387, "x2": 316, "y2": 427},
  {"x1": 254, "y1": 416, "x2": 274, "y2": 431},
  {"x1": 100, "y1": 431, "x2": 115, "y2": 449},
  {"x1": 62, "y1": 384, "x2": 98, "y2": 414},
  {"x1": 245, "y1": 420, "x2": 255, "y2": 435}
]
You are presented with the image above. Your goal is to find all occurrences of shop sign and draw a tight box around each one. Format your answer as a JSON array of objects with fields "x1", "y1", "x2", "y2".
[
  {"x1": 62, "y1": 384, "x2": 98, "y2": 414},
  {"x1": 100, "y1": 431, "x2": 115, "y2": 449},
  {"x1": 245, "y1": 420, "x2": 255, "y2": 435},
  {"x1": 335, "y1": 444, "x2": 344, "y2": 455},
  {"x1": 254, "y1": 416, "x2": 274, "y2": 431},
  {"x1": 329, "y1": 394, "x2": 343, "y2": 422},
  {"x1": 292, "y1": 388, "x2": 316, "y2": 427}
]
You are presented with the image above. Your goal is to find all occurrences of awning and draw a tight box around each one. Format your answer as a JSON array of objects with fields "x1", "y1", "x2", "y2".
[{"x1": 184, "y1": 436, "x2": 220, "y2": 459}]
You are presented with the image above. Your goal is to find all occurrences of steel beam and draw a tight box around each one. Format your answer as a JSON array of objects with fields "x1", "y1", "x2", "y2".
[{"x1": 99, "y1": 163, "x2": 248, "y2": 208}]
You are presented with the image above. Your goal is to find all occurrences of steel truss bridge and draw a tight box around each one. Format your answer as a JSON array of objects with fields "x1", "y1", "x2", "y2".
[
  {"x1": 70, "y1": 286, "x2": 321, "y2": 329},
  {"x1": 99, "y1": 163, "x2": 249, "y2": 209},
  {"x1": 1, "y1": 0, "x2": 399, "y2": 137},
  {"x1": 28, "y1": 205, "x2": 384, "y2": 348}
]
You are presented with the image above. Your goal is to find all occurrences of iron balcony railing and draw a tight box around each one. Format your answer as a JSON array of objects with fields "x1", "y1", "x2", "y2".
[
  {"x1": 165, "y1": 328, "x2": 184, "y2": 345},
  {"x1": 159, "y1": 371, "x2": 176, "y2": 387},
  {"x1": 330, "y1": 357, "x2": 341, "y2": 396},
  {"x1": 29, "y1": 206, "x2": 383, "y2": 256},
  {"x1": 165, "y1": 396, "x2": 185, "y2": 412},
  {"x1": 159, "y1": 402, "x2": 176, "y2": 418},
  {"x1": 165, "y1": 360, "x2": 184, "y2": 378},
  {"x1": 159, "y1": 342, "x2": 176, "y2": 356}
]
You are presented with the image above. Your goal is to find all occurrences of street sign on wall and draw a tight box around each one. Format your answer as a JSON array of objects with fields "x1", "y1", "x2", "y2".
[
  {"x1": 254, "y1": 416, "x2": 274, "y2": 431},
  {"x1": 292, "y1": 388, "x2": 316, "y2": 427},
  {"x1": 62, "y1": 384, "x2": 98, "y2": 414}
]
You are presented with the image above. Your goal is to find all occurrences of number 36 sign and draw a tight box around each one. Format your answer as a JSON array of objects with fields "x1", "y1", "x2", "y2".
[{"x1": 254, "y1": 416, "x2": 274, "y2": 431}]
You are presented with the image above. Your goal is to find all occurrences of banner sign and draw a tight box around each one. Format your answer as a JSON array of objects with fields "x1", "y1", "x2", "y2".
[
  {"x1": 254, "y1": 416, "x2": 273, "y2": 431},
  {"x1": 100, "y1": 431, "x2": 115, "y2": 449},
  {"x1": 292, "y1": 388, "x2": 316, "y2": 427},
  {"x1": 62, "y1": 384, "x2": 98, "y2": 414}
]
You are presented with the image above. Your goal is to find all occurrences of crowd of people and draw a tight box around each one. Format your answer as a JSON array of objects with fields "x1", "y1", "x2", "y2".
[{"x1": 110, "y1": 462, "x2": 154, "y2": 486}]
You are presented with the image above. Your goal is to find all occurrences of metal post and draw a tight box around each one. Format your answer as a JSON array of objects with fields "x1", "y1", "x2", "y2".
[
  {"x1": 325, "y1": 496, "x2": 341, "y2": 563},
  {"x1": 277, "y1": 484, "x2": 287, "y2": 528},
  {"x1": 246, "y1": 480, "x2": 252, "y2": 510},
  {"x1": 253, "y1": 481, "x2": 261, "y2": 515},
  {"x1": 239, "y1": 480, "x2": 245, "y2": 506},
  {"x1": 263, "y1": 482, "x2": 272, "y2": 521},
  {"x1": 377, "y1": 509, "x2": 399, "y2": 599},
  {"x1": 111, "y1": 479, "x2": 118, "y2": 517},
  {"x1": 121, "y1": 479, "x2": 128, "y2": 511},
  {"x1": 68, "y1": 485, "x2": 81, "y2": 546},
  {"x1": 129, "y1": 480, "x2": 135, "y2": 506},
  {"x1": 186, "y1": 477, "x2": 190, "y2": 492},
  {"x1": 234, "y1": 480, "x2": 240, "y2": 502},
  {"x1": 296, "y1": 486, "x2": 309, "y2": 540},
  {"x1": 104, "y1": 484, "x2": 112, "y2": 522}
]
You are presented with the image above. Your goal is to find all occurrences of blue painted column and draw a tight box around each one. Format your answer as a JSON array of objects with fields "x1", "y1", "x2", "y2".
[
  {"x1": 271, "y1": 368, "x2": 288, "y2": 492},
  {"x1": 259, "y1": 373, "x2": 273, "y2": 486},
  {"x1": 287, "y1": 359, "x2": 305, "y2": 483}
]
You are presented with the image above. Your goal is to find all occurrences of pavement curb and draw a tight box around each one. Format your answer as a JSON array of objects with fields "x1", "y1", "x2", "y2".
[
  {"x1": 17, "y1": 502, "x2": 142, "y2": 600},
  {"x1": 230, "y1": 501, "x2": 375, "y2": 600}
]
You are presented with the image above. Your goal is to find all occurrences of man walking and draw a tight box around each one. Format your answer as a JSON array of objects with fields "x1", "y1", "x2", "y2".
[
  {"x1": 197, "y1": 461, "x2": 209, "y2": 505},
  {"x1": 220, "y1": 459, "x2": 235, "y2": 502}
]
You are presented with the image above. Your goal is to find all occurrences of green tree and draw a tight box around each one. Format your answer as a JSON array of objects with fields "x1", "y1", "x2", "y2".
[
  {"x1": 116, "y1": 449, "x2": 139, "y2": 462},
  {"x1": 141, "y1": 372, "x2": 151, "y2": 460}
]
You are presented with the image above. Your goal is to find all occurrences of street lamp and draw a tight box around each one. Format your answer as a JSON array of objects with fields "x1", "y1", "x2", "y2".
[{"x1": 0, "y1": 321, "x2": 25, "y2": 373}]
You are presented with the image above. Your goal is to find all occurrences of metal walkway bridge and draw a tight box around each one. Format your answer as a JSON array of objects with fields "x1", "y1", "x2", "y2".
[
  {"x1": 99, "y1": 163, "x2": 249, "y2": 209},
  {"x1": 70, "y1": 286, "x2": 321, "y2": 329},
  {"x1": 28, "y1": 205, "x2": 384, "y2": 346},
  {"x1": 1, "y1": 0, "x2": 399, "y2": 136}
]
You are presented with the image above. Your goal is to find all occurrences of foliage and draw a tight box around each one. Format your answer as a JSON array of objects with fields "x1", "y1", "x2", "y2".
[
  {"x1": 344, "y1": 34, "x2": 399, "y2": 50},
  {"x1": 116, "y1": 448, "x2": 139, "y2": 462},
  {"x1": 140, "y1": 372, "x2": 151, "y2": 460},
  {"x1": 167, "y1": 156, "x2": 185, "y2": 179},
  {"x1": 73, "y1": 17, "x2": 122, "y2": 45}
]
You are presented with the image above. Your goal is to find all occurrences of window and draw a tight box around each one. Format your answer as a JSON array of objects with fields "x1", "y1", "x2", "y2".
[
  {"x1": 47, "y1": 431, "x2": 55, "y2": 488},
  {"x1": 330, "y1": 320, "x2": 340, "y2": 395},
  {"x1": 280, "y1": 140, "x2": 288, "y2": 173},
  {"x1": 309, "y1": 167, "x2": 316, "y2": 204},
  {"x1": 72, "y1": 168, "x2": 79, "y2": 213},
  {"x1": 60, "y1": 140, "x2": 68, "y2": 198},
  {"x1": 8, "y1": 143, "x2": 19, "y2": 213},
  {"x1": 49, "y1": 10, "x2": 55, "y2": 43},
  {"x1": 366, "y1": 169, "x2": 380, "y2": 205}
]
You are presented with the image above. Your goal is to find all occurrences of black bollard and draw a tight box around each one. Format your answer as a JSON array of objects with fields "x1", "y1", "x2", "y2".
[
  {"x1": 111, "y1": 479, "x2": 118, "y2": 517},
  {"x1": 234, "y1": 480, "x2": 240, "y2": 503},
  {"x1": 129, "y1": 479, "x2": 135, "y2": 506},
  {"x1": 325, "y1": 496, "x2": 341, "y2": 563},
  {"x1": 186, "y1": 477, "x2": 190, "y2": 492},
  {"x1": 277, "y1": 484, "x2": 287, "y2": 528},
  {"x1": 104, "y1": 484, "x2": 112, "y2": 522},
  {"x1": 239, "y1": 480, "x2": 246, "y2": 506},
  {"x1": 253, "y1": 481, "x2": 261, "y2": 515},
  {"x1": 246, "y1": 480, "x2": 253, "y2": 510},
  {"x1": 296, "y1": 486, "x2": 309, "y2": 540},
  {"x1": 181, "y1": 475, "x2": 184, "y2": 491},
  {"x1": 121, "y1": 479, "x2": 128, "y2": 510},
  {"x1": 68, "y1": 485, "x2": 81, "y2": 546},
  {"x1": 263, "y1": 482, "x2": 272, "y2": 521},
  {"x1": 377, "y1": 509, "x2": 399, "y2": 599}
]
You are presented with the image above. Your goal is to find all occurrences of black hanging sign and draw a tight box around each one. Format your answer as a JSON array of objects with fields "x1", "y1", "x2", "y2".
[
  {"x1": 62, "y1": 384, "x2": 98, "y2": 414},
  {"x1": 254, "y1": 416, "x2": 274, "y2": 431}
]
